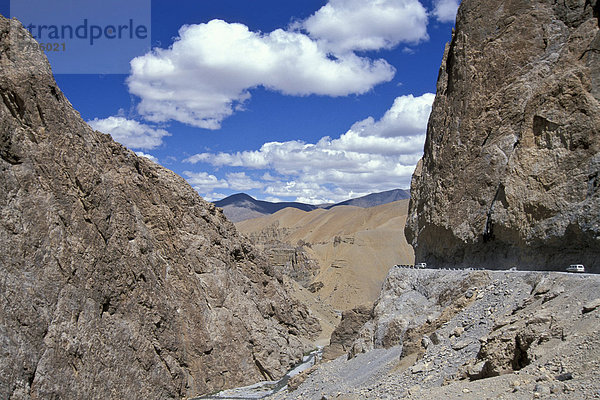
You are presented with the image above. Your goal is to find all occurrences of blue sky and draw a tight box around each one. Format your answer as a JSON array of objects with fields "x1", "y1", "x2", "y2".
[{"x1": 2, "y1": 0, "x2": 459, "y2": 204}]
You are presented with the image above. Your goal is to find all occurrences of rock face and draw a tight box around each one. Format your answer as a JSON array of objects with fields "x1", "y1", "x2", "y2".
[
  {"x1": 348, "y1": 267, "x2": 490, "y2": 358},
  {"x1": 406, "y1": 0, "x2": 600, "y2": 272},
  {"x1": 242, "y1": 221, "x2": 320, "y2": 288},
  {"x1": 0, "y1": 16, "x2": 319, "y2": 399},
  {"x1": 322, "y1": 304, "x2": 373, "y2": 361}
]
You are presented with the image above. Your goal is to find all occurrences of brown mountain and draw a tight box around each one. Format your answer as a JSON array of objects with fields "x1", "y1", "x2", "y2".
[
  {"x1": 214, "y1": 193, "x2": 318, "y2": 222},
  {"x1": 214, "y1": 189, "x2": 410, "y2": 222},
  {"x1": 406, "y1": 0, "x2": 600, "y2": 272},
  {"x1": 237, "y1": 200, "x2": 415, "y2": 318},
  {"x1": 0, "y1": 16, "x2": 318, "y2": 399}
]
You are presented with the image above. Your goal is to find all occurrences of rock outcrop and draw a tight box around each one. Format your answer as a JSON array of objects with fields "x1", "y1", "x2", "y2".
[
  {"x1": 406, "y1": 0, "x2": 600, "y2": 272},
  {"x1": 242, "y1": 221, "x2": 321, "y2": 288},
  {"x1": 0, "y1": 16, "x2": 319, "y2": 399},
  {"x1": 347, "y1": 267, "x2": 491, "y2": 358},
  {"x1": 322, "y1": 304, "x2": 373, "y2": 361}
]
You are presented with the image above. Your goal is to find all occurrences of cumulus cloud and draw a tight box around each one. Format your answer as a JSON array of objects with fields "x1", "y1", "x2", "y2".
[
  {"x1": 135, "y1": 151, "x2": 158, "y2": 163},
  {"x1": 185, "y1": 93, "x2": 434, "y2": 203},
  {"x1": 183, "y1": 171, "x2": 263, "y2": 194},
  {"x1": 203, "y1": 192, "x2": 228, "y2": 202},
  {"x1": 127, "y1": 20, "x2": 396, "y2": 129},
  {"x1": 225, "y1": 172, "x2": 264, "y2": 191},
  {"x1": 183, "y1": 171, "x2": 229, "y2": 193},
  {"x1": 300, "y1": 0, "x2": 429, "y2": 53},
  {"x1": 88, "y1": 116, "x2": 170, "y2": 150},
  {"x1": 264, "y1": 181, "x2": 349, "y2": 205},
  {"x1": 432, "y1": 0, "x2": 460, "y2": 23}
]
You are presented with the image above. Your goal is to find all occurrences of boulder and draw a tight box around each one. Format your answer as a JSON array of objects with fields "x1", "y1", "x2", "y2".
[
  {"x1": 322, "y1": 304, "x2": 373, "y2": 361},
  {"x1": 582, "y1": 298, "x2": 600, "y2": 313}
]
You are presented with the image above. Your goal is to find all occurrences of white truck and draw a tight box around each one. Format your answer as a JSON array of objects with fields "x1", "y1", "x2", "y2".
[{"x1": 415, "y1": 263, "x2": 427, "y2": 269}]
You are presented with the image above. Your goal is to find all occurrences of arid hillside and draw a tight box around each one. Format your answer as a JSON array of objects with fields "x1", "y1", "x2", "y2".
[{"x1": 237, "y1": 200, "x2": 415, "y2": 313}]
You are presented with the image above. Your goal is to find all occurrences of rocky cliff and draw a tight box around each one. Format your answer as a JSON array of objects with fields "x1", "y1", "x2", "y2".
[
  {"x1": 0, "y1": 16, "x2": 318, "y2": 399},
  {"x1": 244, "y1": 222, "x2": 321, "y2": 288},
  {"x1": 406, "y1": 0, "x2": 600, "y2": 272}
]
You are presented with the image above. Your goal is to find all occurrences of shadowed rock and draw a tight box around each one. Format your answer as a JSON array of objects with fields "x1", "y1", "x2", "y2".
[{"x1": 322, "y1": 304, "x2": 373, "y2": 361}]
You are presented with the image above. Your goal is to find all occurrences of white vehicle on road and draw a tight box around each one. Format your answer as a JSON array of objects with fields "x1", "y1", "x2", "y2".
[
  {"x1": 566, "y1": 264, "x2": 585, "y2": 273},
  {"x1": 415, "y1": 263, "x2": 427, "y2": 269}
]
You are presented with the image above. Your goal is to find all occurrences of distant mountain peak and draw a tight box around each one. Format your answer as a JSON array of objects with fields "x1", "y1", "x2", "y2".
[
  {"x1": 324, "y1": 189, "x2": 410, "y2": 210},
  {"x1": 224, "y1": 192, "x2": 254, "y2": 201},
  {"x1": 214, "y1": 189, "x2": 410, "y2": 222}
]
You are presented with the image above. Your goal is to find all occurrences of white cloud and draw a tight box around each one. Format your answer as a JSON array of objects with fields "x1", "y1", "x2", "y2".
[
  {"x1": 301, "y1": 0, "x2": 429, "y2": 53},
  {"x1": 127, "y1": 20, "x2": 395, "y2": 129},
  {"x1": 264, "y1": 196, "x2": 283, "y2": 203},
  {"x1": 432, "y1": 0, "x2": 460, "y2": 23},
  {"x1": 185, "y1": 93, "x2": 434, "y2": 203},
  {"x1": 183, "y1": 171, "x2": 229, "y2": 193},
  {"x1": 135, "y1": 151, "x2": 158, "y2": 163},
  {"x1": 262, "y1": 172, "x2": 280, "y2": 181},
  {"x1": 264, "y1": 181, "x2": 349, "y2": 205},
  {"x1": 183, "y1": 171, "x2": 263, "y2": 194},
  {"x1": 225, "y1": 172, "x2": 264, "y2": 191},
  {"x1": 88, "y1": 116, "x2": 170, "y2": 150},
  {"x1": 203, "y1": 192, "x2": 228, "y2": 202}
]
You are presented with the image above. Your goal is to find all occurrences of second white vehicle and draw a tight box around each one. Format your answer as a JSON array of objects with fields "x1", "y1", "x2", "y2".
[{"x1": 566, "y1": 264, "x2": 585, "y2": 273}]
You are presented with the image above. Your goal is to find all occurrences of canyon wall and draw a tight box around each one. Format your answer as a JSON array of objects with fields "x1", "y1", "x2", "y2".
[
  {"x1": 0, "y1": 16, "x2": 318, "y2": 399},
  {"x1": 406, "y1": 0, "x2": 600, "y2": 272}
]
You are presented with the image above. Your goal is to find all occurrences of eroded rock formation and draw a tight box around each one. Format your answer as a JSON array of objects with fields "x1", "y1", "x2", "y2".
[
  {"x1": 406, "y1": 0, "x2": 600, "y2": 271},
  {"x1": 243, "y1": 222, "x2": 321, "y2": 287},
  {"x1": 0, "y1": 16, "x2": 319, "y2": 399},
  {"x1": 322, "y1": 304, "x2": 373, "y2": 361},
  {"x1": 347, "y1": 267, "x2": 490, "y2": 358}
]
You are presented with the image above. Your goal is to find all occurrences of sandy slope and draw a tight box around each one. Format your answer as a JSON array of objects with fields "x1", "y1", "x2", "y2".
[{"x1": 236, "y1": 200, "x2": 415, "y2": 312}]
